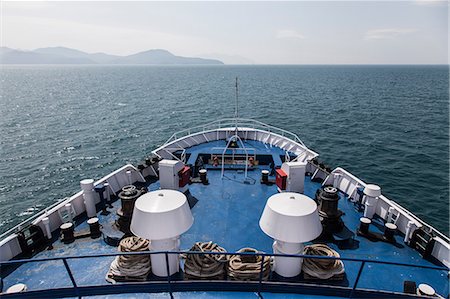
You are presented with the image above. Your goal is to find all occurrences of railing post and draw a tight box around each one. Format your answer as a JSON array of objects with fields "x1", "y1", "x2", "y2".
[
  {"x1": 62, "y1": 258, "x2": 80, "y2": 299},
  {"x1": 165, "y1": 252, "x2": 173, "y2": 299},
  {"x1": 349, "y1": 261, "x2": 365, "y2": 298},
  {"x1": 258, "y1": 254, "x2": 265, "y2": 297}
]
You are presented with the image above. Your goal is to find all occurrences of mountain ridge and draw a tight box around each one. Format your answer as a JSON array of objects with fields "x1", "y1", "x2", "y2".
[{"x1": 0, "y1": 47, "x2": 224, "y2": 65}]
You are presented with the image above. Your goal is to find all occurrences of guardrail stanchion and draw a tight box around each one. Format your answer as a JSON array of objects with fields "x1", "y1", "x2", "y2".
[
  {"x1": 257, "y1": 253, "x2": 265, "y2": 297},
  {"x1": 62, "y1": 258, "x2": 80, "y2": 299},
  {"x1": 165, "y1": 252, "x2": 173, "y2": 299},
  {"x1": 349, "y1": 260, "x2": 365, "y2": 298}
]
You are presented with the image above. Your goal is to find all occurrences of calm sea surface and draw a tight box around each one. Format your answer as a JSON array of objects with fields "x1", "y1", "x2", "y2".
[{"x1": 0, "y1": 65, "x2": 448, "y2": 236}]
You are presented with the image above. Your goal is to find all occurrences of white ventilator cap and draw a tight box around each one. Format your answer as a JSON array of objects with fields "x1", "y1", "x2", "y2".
[
  {"x1": 6, "y1": 283, "x2": 27, "y2": 293},
  {"x1": 80, "y1": 179, "x2": 94, "y2": 191},
  {"x1": 417, "y1": 284, "x2": 435, "y2": 296},
  {"x1": 259, "y1": 192, "x2": 322, "y2": 243},
  {"x1": 130, "y1": 190, "x2": 193, "y2": 240},
  {"x1": 363, "y1": 184, "x2": 381, "y2": 197}
]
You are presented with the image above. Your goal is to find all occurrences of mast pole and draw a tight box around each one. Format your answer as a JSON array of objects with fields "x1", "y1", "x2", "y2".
[{"x1": 235, "y1": 77, "x2": 239, "y2": 133}]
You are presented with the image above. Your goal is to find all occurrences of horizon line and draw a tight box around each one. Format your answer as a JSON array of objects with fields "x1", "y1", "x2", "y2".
[{"x1": 1, "y1": 63, "x2": 448, "y2": 66}]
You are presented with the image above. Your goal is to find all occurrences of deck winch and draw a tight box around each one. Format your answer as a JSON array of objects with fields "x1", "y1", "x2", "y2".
[
  {"x1": 316, "y1": 186, "x2": 344, "y2": 235},
  {"x1": 116, "y1": 185, "x2": 144, "y2": 233},
  {"x1": 314, "y1": 185, "x2": 356, "y2": 243},
  {"x1": 130, "y1": 189, "x2": 193, "y2": 277},
  {"x1": 259, "y1": 192, "x2": 322, "y2": 278}
]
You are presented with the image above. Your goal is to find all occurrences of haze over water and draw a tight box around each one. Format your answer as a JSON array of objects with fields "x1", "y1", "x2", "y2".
[{"x1": 0, "y1": 65, "x2": 448, "y2": 235}]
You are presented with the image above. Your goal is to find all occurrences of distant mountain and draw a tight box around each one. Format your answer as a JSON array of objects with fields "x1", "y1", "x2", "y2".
[
  {"x1": 0, "y1": 47, "x2": 224, "y2": 65},
  {"x1": 33, "y1": 47, "x2": 120, "y2": 64},
  {"x1": 34, "y1": 46, "x2": 92, "y2": 57},
  {"x1": 115, "y1": 49, "x2": 223, "y2": 65},
  {"x1": 0, "y1": 47, "x2": 95, "y2": 64}
]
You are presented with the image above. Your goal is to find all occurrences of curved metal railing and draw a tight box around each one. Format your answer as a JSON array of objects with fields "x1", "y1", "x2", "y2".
[
  {"x1": 1, "y1": 250, "x2": 447, "y2": 299},
  {"x1": 0, "y1": 197, "x2": 70, "y2": 241},
  {"x1": 162, "y1": 118, "x2": 308, "y2": 148}
]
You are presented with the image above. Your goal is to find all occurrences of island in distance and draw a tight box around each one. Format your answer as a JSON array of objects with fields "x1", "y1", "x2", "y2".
[{"x1": 0, "y1": 47, "x2": 224, "y2": 65}]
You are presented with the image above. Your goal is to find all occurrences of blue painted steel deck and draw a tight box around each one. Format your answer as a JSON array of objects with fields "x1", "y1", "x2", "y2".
[
  {"x1": 185, "y1": 140, "x2": 286, "y2": 167},
  {"x1": 2, "y1": 139, "x2": 449, "y2": 298}
]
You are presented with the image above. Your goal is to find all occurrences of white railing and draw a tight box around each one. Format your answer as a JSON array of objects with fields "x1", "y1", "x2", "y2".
[
  {"x1": 325, "y1": 167, "x2": 449, "y2": 243},
  {"x1": 0, "y1": 198, "x2": 68, "y2": 241},
  {"x1": 0, "y1": 164, "x2": 144, "y2": 242},
  {"x1": 162, "y1": 118, "x2": 308, "y2": 148}
]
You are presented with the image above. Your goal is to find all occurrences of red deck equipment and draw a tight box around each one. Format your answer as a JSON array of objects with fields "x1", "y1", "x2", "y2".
[
  {"x1": 178, "y1": 166, "x2": 191, "y2": 188},
  {"x1": 276, "y1": 168, "x2": 287, "y2": 190}
]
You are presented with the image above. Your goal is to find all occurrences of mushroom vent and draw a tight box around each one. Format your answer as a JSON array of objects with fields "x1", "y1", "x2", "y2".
[
  {"x1": 130, "y1": 189, "x2": 193, "y2": 240},
  {"x1": 316, "y1": 186, "x2": 344, "y2": 234},
  {"x1": 259, "y1": 192, "x2": 322, "y2": 243}
]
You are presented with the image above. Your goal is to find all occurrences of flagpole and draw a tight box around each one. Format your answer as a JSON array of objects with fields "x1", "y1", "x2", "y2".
[{"x1": 235, "y1": 77, "x2": 239, "y2": 134}]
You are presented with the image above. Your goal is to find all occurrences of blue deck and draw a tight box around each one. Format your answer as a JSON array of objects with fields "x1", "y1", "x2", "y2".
[
  {"x1": 185, "y1": 140, "x2": 285, "y2": 167},
  {"x1": 2, "y1": 139, "x2": 448, "y2": 298}
]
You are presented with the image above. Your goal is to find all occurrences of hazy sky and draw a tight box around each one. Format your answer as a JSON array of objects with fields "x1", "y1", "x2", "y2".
[{"x1": 1, "y1": 1, "x2": 448, "y2": 64}]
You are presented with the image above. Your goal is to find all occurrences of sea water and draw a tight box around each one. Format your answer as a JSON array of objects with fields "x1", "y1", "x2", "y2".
[{"x1": 0, "y1": 65, "x2": 448, "y2": 235}]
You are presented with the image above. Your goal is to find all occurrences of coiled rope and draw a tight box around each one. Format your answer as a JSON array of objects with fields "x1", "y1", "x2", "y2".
[
  {"x1": 228, "y1": 248, "x2": 271, "y2": 281},
  {"x1": 106, "y1": 237, "x2": 151, "y2": 283},
  {"x1": 183, "y1": 241, "x2": 228, "y2": 280},
  {"x1": 302, "y1": 244, "x2": 345, "y2": 280}
]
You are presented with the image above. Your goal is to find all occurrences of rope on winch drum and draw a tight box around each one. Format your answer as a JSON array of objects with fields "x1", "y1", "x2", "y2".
[
  {"x1": 106, "y1": 236, "x2": 151, "y2": 283},
  {"x1": 302, "y1": 244, "x2": 345, "y2": 280},
  {"x1": 228, "y1": 247, "x2": 271, "y2": 281},
  {"x1": 182, "y1": 241, "x2": 228, "y2": 280}
]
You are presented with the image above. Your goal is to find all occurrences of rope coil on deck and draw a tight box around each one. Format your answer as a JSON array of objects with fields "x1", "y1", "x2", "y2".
[
  {"x1": 302, "y1": 244, "x2": 345, "y2": 280},
  {"x1": 106, "y1": 237, "x2": 151, "y2": 283},
  {"x1": 183, "y1": 241, "x2": 228, "y2": 280},
  {"x1": 228, "y1": 248, "x2": 271, "y2": 281}
]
